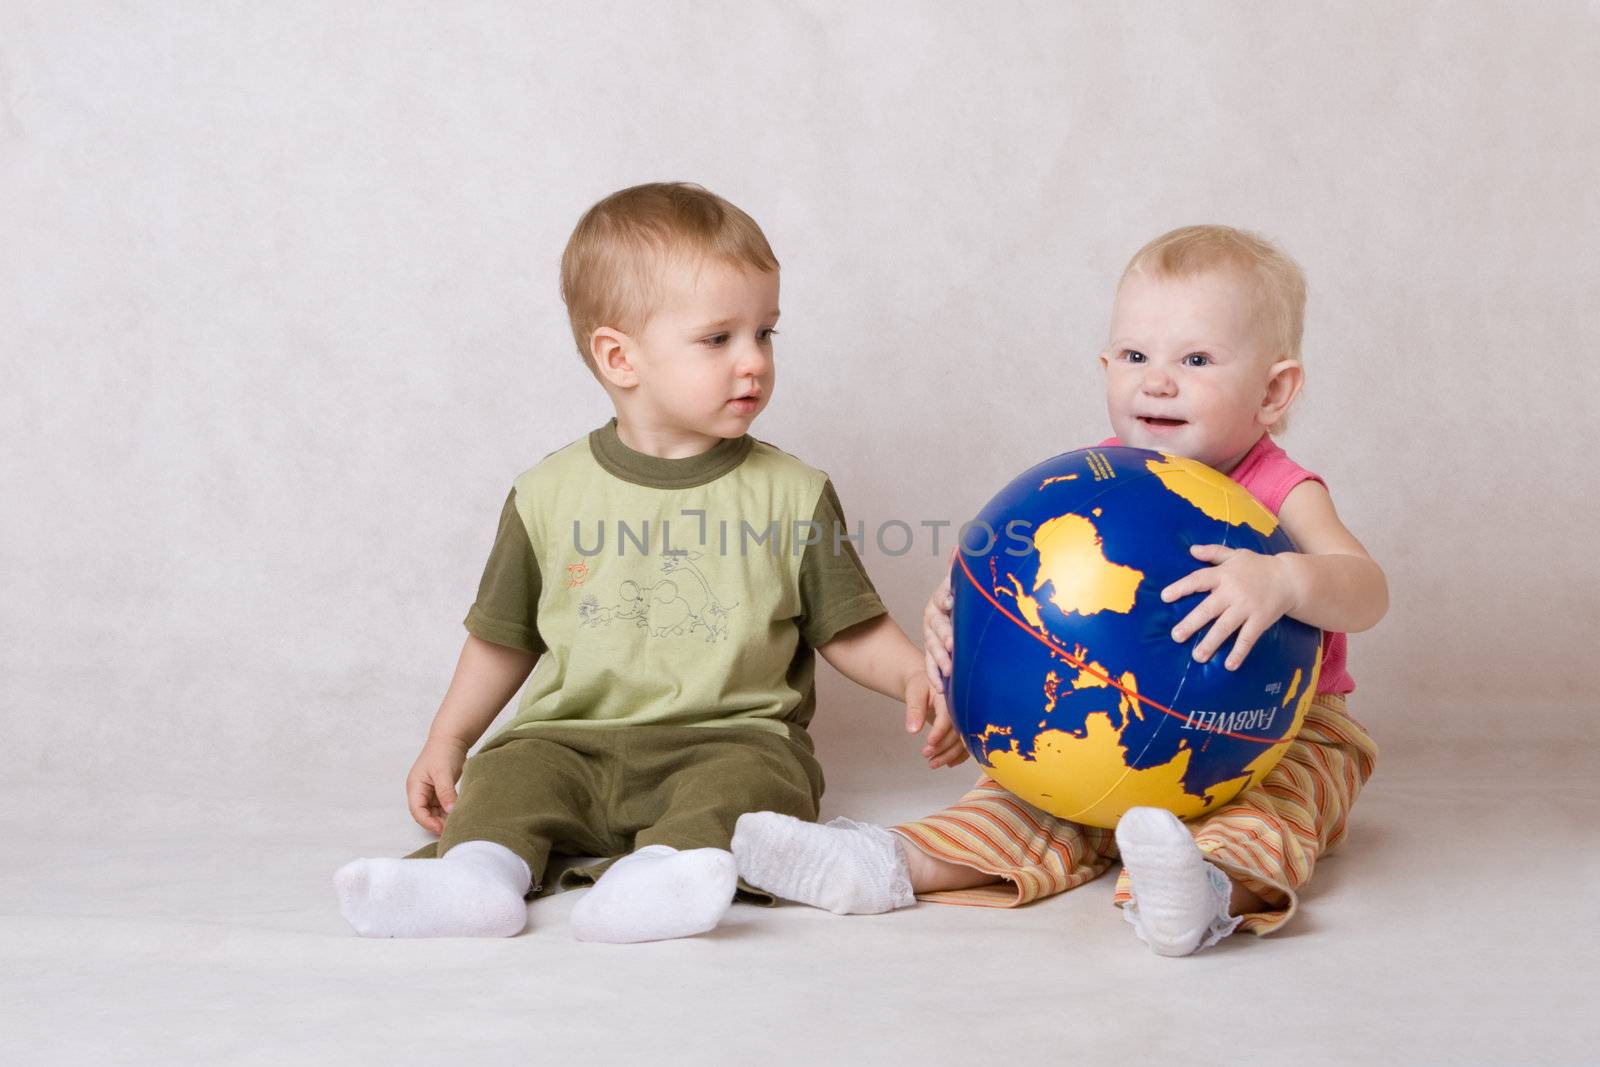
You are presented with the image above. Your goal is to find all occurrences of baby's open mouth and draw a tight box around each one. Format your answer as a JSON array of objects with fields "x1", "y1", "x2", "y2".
[{"x1": 1139, "y1": 416, "x2": 1186, "y2": 428}]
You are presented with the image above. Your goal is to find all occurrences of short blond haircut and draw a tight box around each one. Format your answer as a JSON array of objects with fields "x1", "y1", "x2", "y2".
[
  {"x1": 560, "y1": 182, "x2": 779, "y2": 366},
  {"x1": 1120, "y1": 225, "x2": 1307, "y2": 363}
]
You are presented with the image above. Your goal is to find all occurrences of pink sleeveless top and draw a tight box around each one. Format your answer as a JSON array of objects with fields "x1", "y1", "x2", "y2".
[{"x1": 1101, "y1": 434, "x2": 1354, "y2": 694}]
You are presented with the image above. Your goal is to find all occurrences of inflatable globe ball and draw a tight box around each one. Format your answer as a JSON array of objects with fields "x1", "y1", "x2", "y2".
[{"x1": 947, "y1": 445, "x2": 1322, "y2": 829}]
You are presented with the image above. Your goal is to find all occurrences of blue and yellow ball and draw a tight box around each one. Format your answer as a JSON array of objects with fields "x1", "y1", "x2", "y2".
[{"x1": 948, "y1": 445, "x2": 1322, "y2": 828}]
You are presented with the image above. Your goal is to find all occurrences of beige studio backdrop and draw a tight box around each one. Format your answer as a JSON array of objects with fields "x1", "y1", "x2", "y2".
[{"x1": 7, "y1": 2, "x2": 1596, "y2": 812}]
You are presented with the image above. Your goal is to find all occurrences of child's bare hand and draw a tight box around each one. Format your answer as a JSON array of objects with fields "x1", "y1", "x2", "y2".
[
  {"x1": 1161, "y1": 545, "x2": 1297, "y2": 671},
  {"x1": 903, "y1": 670, "x2": 967, "y2": 769},
  {"x1": 922, "y1": 572, "x2": 955, "y2": 691},
  {"x1": 923, "y1": 689, "x2": 969, "y2": 768},
  {"x1": 406, "y1": 736, "x2": 468, "y2": 835}
]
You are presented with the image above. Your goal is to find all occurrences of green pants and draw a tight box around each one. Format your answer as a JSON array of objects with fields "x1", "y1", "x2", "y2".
[{"x1": 406, "y1": 724, "x2": 824, "y2": 904}]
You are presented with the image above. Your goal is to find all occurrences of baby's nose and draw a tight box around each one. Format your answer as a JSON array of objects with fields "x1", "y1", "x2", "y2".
[
  {"x1": 736, "y1": 341, "x2": 771, "y2": 375},
  {"x1": 1141, "y1": 368, "x2": 1176, "y2": 394}
]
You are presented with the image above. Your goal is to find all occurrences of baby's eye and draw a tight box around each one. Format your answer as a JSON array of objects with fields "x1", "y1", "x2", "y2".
[
  {"x1": 1183, "y1": 352, "x2": 1210, "y2": 367},
  {"x1": 703, "y1": 333, "x2": 729, "y2": 347},
  {"x1": 757, "y1": 327, "x2": 778, "y2": 342},
  {"x1": 1123, "y1": 350, "x2": 1147, "y2": 363}
]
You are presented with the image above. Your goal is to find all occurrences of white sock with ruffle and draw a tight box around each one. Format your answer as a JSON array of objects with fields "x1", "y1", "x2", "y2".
[
  {"x1": 731, "y1": 812, "x2": 915, "y2": 915},
  {"x1": 1115, "y1": 806, "x2": 1240, "y2": 956}
]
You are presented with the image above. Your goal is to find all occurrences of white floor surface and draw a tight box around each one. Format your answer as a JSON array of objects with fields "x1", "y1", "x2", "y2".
[{"x1": 6, "y1": 746, "x2": 1597, "y2": 1066}]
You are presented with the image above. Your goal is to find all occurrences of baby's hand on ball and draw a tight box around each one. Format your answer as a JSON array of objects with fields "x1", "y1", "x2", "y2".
[
  {"x1": 922, "y1": 572, "x2": 956, "y2": 690},
  {"x1": 1160, "y1": 545, "x2": 1297, "y2": 671}
]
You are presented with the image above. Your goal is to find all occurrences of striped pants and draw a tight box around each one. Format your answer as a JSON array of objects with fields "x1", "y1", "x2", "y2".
[{"x1": 892, "y1": 694, "x2": 1376, "y2": 935}]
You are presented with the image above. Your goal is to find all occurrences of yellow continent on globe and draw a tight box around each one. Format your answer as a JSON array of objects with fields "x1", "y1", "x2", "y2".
[
  {"x1": 1144, "y1": 454, "x2": 1278, "y2": 536},
  {"x1": 1005, "y1": 513, "x2": 1145, "y2": 629},
  {"x1": 983, "y1": 645, "x2": 1323, "y2": 826}
]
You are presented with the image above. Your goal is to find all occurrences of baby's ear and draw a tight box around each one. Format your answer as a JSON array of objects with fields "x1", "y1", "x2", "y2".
[
  {"x1": 1259, "y1": 358, "x2": 1304, "y2": 427},
  {"x1": 591, "y1": 327, "x2": 636, "y2": 389}
]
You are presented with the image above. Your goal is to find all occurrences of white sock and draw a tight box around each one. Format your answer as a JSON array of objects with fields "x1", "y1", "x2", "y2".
[
  {"x1": 569, "y1": 845, "x2": 737, "y2": 944},
  {"x1": 731, "y1": 812, "x2": 915, "y2": 915},
  {"x1": 1114, "y1": 806, "x2": 1240, "y2": 956},
  {"x1": 334, "y1": 840, "x2": 531, "y2": 939}
]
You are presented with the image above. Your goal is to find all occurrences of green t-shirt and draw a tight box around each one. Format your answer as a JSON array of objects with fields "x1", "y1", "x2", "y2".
[{"x1": 467, "y1": 420, "x2": 887, "y2": 742}]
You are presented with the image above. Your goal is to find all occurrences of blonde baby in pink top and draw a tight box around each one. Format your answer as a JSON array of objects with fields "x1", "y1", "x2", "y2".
[{"x1": 733, "y1": 225, "x2": 1388, "y2": 957}]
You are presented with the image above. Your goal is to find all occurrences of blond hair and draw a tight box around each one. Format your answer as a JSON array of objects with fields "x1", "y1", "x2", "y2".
[
  {"x1": 560, "y1": 182, "x2": 779, "y2": 366},
  {"x1": 1119, "y1": 225, "x2": 1307, "y2": 434}
]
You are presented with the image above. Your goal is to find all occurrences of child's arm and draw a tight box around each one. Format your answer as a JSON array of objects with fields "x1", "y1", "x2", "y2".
[
  {"x1": 1162, "y1": 480, "x2": 1389, "y2": 671},
  {"x1": 407, "y1": 634, "x2": 540, "y2": 833},
  {"x1": 818, "y1": 613, "x2": 968, "y2": 769}
]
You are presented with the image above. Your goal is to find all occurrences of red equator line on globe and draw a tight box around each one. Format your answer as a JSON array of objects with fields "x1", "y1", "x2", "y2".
[{"x1": 953, "y1": 550, "x2": 1281, "y2": 746}]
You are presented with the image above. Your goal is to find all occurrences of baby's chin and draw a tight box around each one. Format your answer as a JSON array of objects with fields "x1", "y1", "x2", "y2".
[
  {"x1": 704, "y1": 408, "x2": 763, "y2": 436},
  {"x1": 1118, "y1": 428, "x2": 1228, "y2": 468}
]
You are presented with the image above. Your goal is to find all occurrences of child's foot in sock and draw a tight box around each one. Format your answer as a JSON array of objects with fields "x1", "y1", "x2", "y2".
[
  {"x1": 569, "y1": 845, "x2": 737, "y2": 943},
  {"x1": 1114, "y1": 806, "x2": 1239, "y2": 956},
  {"x1": 335, "y1": 840, "x2": 531, "y2": 938},
  {"x1": 731, "y1": 812, "x2": 914, "y2": 915}
]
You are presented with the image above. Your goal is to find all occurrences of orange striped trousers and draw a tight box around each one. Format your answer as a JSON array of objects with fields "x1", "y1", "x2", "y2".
[{"x1": 892, "y1": 694, "x2": 1377, "y2": 934}]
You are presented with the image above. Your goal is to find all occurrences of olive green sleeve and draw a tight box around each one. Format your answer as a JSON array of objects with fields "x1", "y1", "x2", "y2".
[
  {"x1": 797, "y1": 479, "x2": 887, "y2": 648},
  {"x1": 463, "y1": 488, "x2": 546, "y2": 654}
]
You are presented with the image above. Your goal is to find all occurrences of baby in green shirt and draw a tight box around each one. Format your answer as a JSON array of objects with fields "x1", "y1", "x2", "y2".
[{"x1": 335, "y1": 183, "x2": 961, "y2": 942}]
